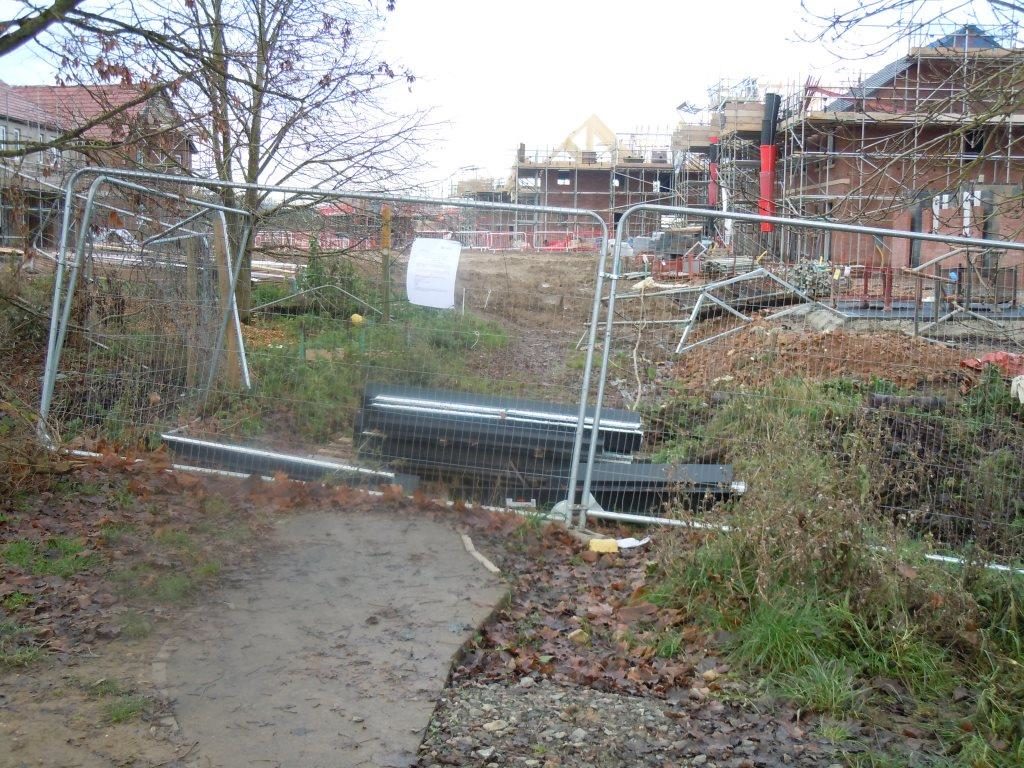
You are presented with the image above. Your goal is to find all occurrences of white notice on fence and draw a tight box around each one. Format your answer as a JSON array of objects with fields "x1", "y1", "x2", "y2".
[{"x1": 406, "y1": 237, "x2": 462, "y2": 309}]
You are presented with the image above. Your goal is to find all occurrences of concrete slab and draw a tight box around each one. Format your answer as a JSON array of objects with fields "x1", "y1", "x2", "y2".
[{"x1": 164, "y1": 511, "x2": 505, "y2": 768}]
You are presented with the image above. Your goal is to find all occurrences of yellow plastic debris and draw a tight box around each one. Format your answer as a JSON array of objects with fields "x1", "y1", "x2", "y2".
[
  {"x1": 567, "y1": 627, "x2": 590, "y2": 645},
  {"x1": 588, "y1": 538, "x2": 619, "y2": 554},
  {"x1": 350, "y1": 313, "x2": 365, "y2": 326}
]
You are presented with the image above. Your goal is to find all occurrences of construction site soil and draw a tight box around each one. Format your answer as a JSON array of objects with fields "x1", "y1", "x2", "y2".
[{"x1": 672, "y1": 321, "x2": 970, "y2": 391}]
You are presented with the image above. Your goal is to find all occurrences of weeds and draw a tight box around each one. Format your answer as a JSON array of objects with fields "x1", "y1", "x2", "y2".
[
  {"x1": 105, "y1": 694, "x2": 151, "y2": 723},
  {"x1": 650, "y1": 374, "x2": 1024, "y2": 766},
  {"x1": 2, "y1": 536, "x2": 100, "y2": 578}
]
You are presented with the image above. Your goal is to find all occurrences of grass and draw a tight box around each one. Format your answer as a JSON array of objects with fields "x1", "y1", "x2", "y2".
[
  {"x1": 816, "y1": 719, "x2": 854, "y2": 744},
  {"x1": 777, "y1": 657, "x2": 864, "y2": 717},
  {"x1": 731, "y1": 599, "x2": 842, "y2": 674},
  {"x1": 86, "y1": 678, "x2": 126, "y2": 698},
  {"x1": 654, "y1": 629, "x2": 685, "y2": 659},
  {"x1": 210, "y1": 307, "x2": 511, "y2": 443},
  {"x1": 82, "y1": 677, "x2": 155, "y2": 724},
  {"x1": 2, "y1": 535, "x2": 101, "y2": 578},
  {"x1": 195, "y1": 560, "x2": 221, "y2": 579},
  {"x1": 112, "y1": 564, "x2": 193, "y2": 602},
  {"x1": 153, "y1": 573, "x2": 194, "y2": 602},
  {"x1": 99, "y1": 521, "x2": 135, "y2": 545},
  {"x1": 154, "y1": 529, "x2": 195, "y2": 552},
  {"x1": 105, "y1": 694, "x2": 151, "y2": 723},
  {"x1": 2, "y1": 591, "x2": 33, "y2": 611},
  {"x1": 0, "y1": 619, "x2": 40, "y2": 667},
  {"x1": 648, "y1": 374, "x2": 1024, "y2": 766},
  {"x1": 118, "y1": 610, "x2": 153, "y2": 640}
]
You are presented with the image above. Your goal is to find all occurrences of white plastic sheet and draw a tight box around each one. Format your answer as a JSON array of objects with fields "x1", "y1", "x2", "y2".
[{"x1": 406, "y1": 237, "x2": 462, "y2": 309}]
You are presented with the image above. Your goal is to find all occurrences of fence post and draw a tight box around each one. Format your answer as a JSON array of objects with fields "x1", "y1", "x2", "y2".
[
  {"x1": 213, "y1": 216, "x2": 242, "y2": 387},
  {"x1": 381, "y1": 204, "x2": 392, "y2": 324}
]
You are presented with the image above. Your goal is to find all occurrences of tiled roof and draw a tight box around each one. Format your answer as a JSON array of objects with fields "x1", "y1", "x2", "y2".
[
  {"x1": 0, "y1": 80, "x2": 59, "y2": 130},
  {"x1": 11, "y1": 83, "x2": 151, "y2": 140},
  {"x1": 826, "y1": 25, "x2": 1004, "y2": 112}
]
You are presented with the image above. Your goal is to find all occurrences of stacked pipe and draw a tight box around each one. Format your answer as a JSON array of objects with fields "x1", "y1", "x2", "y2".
[
  {"x1": 355, "y1": 384, "x2": 739, "y2": 511},
  {"x1": 759, "y1": 93, "x2": 782, "y2": 233}
]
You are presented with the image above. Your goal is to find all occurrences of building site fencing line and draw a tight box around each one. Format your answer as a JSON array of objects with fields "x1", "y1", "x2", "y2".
[
  {"x1": 581, "y1": 203, "x2": 1024, "y2": 570},
  {"x1": 31, "y1": 170, "x2": 1024, "y2": 570},
  {"x1": 38, "y1": 168, "x2": 616, "y2": 515}
]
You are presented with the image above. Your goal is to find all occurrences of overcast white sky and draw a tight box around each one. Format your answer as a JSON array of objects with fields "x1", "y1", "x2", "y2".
[
  {"x1": 378, "y1": 0, "x2": 1023, "y2": 192},
  {"x1": 377, "y1": 0, "x2": 878, "y2": 191},
  {"x1": 3, "y1": 0, "x2": 1016, "y2": 194}
]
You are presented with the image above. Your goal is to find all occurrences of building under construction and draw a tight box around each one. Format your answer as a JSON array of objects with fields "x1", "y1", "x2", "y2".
[
  {"x1": 458, "y1": 115, "x2": 696, "y2": 246},
  {"x1": 455, "y1": 22, "x2": 1024, "y2": 310},
  {"x1": 671, "y1": 25, "x2": 1024, "y2": 291}
]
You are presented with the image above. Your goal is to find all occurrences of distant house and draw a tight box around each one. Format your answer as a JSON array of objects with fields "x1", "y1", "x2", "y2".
[
  {"x1": 0, "y1": 81, "x2": 66, "y2": 251},
  {"x1": 0, "y1": 81, "x2": 195, "y2": 252}
]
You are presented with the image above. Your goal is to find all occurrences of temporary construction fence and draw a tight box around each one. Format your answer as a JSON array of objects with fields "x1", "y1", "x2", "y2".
[
  {"x1": 39, "y1": 168, "x2": 644, "y2": 512},
  {"x1": 34, "y1": 170, "x2": 1024, "y2": 570},
  {"x1": 587, "y1": 203, "x2": 1024, "y2": 571}
]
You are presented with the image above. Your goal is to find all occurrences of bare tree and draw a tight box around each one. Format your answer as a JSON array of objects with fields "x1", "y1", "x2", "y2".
[
  {"x1": 801, "y1": 0, "x2": 1024, "y2": 55},
  {"x1": 158, "y1": 0, "x2": 425, "y2": 313},
  {"x1": 0, "y1": 0, "x2": 85, "y2": 57}
]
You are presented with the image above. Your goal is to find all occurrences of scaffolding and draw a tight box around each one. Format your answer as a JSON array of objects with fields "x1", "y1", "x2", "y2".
[
  {"x1": 777, "y1": 28, "x2": 1024, "y2": 270},
  {"x1": 642, "y1": 25, "x2": 1024, "y2": 319},
  {"x1": 510, "y1": 116, "x2": 677, "y2": 240}
]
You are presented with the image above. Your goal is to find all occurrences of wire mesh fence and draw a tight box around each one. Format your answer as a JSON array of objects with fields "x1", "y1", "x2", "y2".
[
  {"x1": 41, "y1": 181, "x2": 250, "y2": 450},
  {"x1": 40, "y1": 173, "x2": 635, "y2": 508},
  {"x1": 34, "y1": 174, "x2": 1024, "y2": 569},
  {"x1": 597, "y1": 206, "x2": 1024, "y2": 569}
]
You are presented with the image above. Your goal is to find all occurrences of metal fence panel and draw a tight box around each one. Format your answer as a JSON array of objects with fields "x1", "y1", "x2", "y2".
[
  {"x1": 586, "y1": 204, "x2": 1024, "y2": 569},
  {"x1": 40, "y1": 171, "x2": 618, "y2": 511}
]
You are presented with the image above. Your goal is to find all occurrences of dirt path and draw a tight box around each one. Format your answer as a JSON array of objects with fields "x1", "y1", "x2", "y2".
[
  {"x1": 162, "y1": 511, "x2": 505, "y2": 768},
  {"x1": 0, "y1": 507, "x2": 505, "y2": 768}
]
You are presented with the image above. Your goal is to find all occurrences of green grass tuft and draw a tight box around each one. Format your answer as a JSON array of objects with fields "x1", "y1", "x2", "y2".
[
  {"x1": 153, "y1": 573, "x2": 193, "y2": 602},
  {"x1": 0, "y1": 620, "x2": 41, "y2": 667},
  {"x1": 3, "y1": 536, "x2": 100, "y2": 577},
  {"x1": 118, "y1": 610, "x2": 153, "y2": 640},
  {"x1": 777, "y1": 657, "x2": 864, "y2": 716},
  {"x1": 2, "y1": 591, "x2": 33, "y2": 611},
  {"x1": 731, "y1": 598, "x2": 842, "y2": 675},
  {"x1": 105, "y1": 694, "x2": 150, "y2": 723}
]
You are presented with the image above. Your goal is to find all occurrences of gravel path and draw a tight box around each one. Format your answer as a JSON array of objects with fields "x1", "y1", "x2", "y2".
[{"x1": 417, "y1": 678, "x2": 843, "y2": 768}]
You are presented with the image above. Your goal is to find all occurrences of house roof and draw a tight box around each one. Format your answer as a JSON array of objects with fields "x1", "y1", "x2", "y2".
[
  {"x1": 0, "y1": 80, "x2": 60, "y2": 131},
  {"x1": 11, "y1": 83, "x2": 154, "y2": 141},
  {"x1": 826, "y1": 25, "x2": 1004, "y2": 112}
]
